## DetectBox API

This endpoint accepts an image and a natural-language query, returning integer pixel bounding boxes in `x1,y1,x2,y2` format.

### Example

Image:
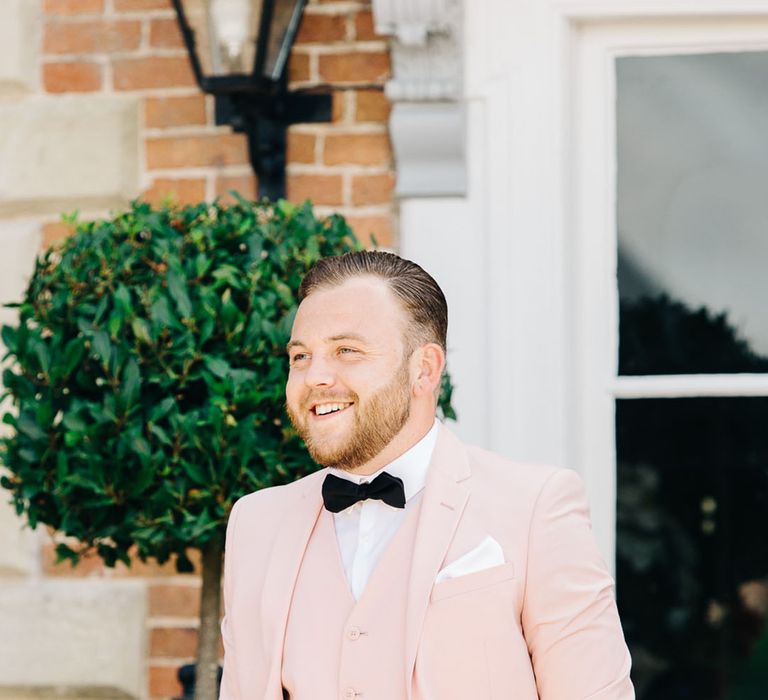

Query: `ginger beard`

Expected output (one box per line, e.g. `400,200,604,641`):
287,355,412,471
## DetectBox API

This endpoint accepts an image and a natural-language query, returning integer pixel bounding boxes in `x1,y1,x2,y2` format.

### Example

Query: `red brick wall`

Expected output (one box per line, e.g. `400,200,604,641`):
41,0,395,249
38,1,395,697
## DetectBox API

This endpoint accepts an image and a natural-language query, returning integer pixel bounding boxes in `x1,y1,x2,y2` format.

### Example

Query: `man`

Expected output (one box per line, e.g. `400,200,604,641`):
220,251,634,699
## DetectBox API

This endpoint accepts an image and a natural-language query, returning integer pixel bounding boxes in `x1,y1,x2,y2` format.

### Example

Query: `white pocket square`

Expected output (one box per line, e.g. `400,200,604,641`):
435,535,505,583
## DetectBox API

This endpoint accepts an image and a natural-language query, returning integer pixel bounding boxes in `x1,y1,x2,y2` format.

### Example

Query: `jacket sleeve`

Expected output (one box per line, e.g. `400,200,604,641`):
521,469,635,699
219,498,242,700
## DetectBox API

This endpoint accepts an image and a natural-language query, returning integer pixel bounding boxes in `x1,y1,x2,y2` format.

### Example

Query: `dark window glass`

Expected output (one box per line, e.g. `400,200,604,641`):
616,397,768,699
616,52,768,374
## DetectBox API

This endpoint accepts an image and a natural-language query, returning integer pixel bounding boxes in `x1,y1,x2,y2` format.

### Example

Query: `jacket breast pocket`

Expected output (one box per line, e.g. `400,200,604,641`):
430,561,516,602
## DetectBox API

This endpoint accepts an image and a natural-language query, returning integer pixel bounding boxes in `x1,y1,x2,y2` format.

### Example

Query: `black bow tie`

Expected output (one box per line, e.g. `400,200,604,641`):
322,472,406,513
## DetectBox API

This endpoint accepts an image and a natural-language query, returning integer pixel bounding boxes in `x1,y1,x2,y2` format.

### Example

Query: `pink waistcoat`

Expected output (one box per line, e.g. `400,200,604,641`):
282,500,422,700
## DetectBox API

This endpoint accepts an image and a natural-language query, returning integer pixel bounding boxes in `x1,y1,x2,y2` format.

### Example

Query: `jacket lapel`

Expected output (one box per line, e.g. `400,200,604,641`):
404,425,471,696
261,470,325,698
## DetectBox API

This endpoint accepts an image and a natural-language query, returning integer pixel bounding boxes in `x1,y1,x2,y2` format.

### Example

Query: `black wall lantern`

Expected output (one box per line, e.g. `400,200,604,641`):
172,0,332,200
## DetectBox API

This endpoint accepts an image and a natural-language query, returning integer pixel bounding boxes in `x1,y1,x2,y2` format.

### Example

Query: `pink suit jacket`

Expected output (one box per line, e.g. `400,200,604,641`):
220,425,634,699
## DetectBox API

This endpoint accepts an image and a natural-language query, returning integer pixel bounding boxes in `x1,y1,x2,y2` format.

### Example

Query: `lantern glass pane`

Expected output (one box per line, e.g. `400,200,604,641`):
181,0,263,76
262,0,304,80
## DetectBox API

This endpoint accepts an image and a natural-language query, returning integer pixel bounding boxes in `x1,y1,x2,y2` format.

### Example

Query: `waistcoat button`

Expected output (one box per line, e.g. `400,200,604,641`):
343,687,357,699
347,626,361,640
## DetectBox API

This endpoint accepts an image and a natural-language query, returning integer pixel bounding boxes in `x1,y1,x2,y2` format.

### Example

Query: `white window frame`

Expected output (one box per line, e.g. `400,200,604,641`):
571,11,768,566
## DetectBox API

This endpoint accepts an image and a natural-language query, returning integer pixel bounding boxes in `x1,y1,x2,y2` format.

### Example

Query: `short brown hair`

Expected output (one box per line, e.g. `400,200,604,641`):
298,251,448,352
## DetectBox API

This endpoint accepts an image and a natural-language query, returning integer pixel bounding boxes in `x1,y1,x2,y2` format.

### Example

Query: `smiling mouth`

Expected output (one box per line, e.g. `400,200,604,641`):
311,402,353,416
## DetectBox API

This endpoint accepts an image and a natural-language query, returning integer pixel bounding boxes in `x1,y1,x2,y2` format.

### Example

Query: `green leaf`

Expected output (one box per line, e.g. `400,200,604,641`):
176,551,195,573
114,284,132,314
149,396,176,423
229,368,257,388
199,318,215,344
195,254,211,278
62,412,87,432
62,339,85,376
18,448,38,463
126,463,154,497
246,233,264,260
149,296,178,328
220,299,243,333
212,265,242,287
93,295,110,325
273,278,294,307
66,473,102,492
204,356,230,378
1,325,17,354
107,312,123,338
131,318,152,345
121,358,141,406
55,543,79,566
131,434,151,460
181,459,209,485
243,311,263,345
34,341,51,375
97,543,120,568
92,331,111,363
16,413,46,441
56,451,68,481
64,431,82,447
149,424,172,445
167,270,193,319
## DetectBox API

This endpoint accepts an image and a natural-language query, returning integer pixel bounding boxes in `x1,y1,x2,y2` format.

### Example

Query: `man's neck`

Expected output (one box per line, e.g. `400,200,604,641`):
343,416,436,476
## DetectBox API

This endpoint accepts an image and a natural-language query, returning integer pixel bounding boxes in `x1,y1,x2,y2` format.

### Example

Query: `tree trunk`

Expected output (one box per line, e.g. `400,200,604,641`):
194,537,224,700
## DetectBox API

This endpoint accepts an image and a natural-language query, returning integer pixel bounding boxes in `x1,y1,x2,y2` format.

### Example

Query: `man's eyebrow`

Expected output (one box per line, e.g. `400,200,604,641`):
327,333,368,344
286,339,305,353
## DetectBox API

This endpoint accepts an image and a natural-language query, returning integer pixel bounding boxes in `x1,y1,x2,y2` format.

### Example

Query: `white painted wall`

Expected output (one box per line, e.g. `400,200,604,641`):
400,195,489,446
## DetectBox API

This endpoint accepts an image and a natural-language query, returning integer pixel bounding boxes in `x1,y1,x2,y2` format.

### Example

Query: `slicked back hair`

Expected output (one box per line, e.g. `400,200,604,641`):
298,251,448,353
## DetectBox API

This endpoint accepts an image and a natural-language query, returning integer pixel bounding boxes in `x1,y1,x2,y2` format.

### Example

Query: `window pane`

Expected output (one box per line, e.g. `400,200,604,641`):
616,397,768,698
617,53,768,375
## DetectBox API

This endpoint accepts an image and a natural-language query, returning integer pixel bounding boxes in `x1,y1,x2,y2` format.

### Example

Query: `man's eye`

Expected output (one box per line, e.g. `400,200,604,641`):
338,347,357,355
290,353,309,364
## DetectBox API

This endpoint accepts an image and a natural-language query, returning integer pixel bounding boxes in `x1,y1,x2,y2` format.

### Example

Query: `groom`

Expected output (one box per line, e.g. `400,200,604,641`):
219,251,634,699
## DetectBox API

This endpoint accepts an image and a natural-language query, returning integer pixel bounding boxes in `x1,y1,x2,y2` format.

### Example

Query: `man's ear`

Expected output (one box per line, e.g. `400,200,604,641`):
411,343,446,397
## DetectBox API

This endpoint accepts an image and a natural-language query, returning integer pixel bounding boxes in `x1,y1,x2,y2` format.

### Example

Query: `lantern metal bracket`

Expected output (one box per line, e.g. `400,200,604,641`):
171,0,332,201
214,87,331,201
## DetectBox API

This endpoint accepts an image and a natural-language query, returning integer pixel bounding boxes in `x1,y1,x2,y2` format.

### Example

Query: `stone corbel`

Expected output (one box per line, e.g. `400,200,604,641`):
372,0,466,197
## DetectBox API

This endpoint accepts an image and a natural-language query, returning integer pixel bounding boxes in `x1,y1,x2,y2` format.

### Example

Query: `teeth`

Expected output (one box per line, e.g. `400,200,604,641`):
315,402,350,415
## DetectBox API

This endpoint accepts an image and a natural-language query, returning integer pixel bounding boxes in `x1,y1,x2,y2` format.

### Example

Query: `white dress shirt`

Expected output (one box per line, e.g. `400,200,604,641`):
328,419,440,600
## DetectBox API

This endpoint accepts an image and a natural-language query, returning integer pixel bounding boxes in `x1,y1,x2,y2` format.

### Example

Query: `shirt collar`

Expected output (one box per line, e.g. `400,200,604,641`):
328,418,440,503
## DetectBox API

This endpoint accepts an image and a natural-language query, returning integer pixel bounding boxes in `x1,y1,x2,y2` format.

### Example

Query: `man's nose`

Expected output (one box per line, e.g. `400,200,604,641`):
304,356,335,387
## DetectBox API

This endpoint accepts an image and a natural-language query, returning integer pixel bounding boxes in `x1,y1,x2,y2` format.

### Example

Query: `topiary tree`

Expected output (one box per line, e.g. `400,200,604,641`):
0,197,456,700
